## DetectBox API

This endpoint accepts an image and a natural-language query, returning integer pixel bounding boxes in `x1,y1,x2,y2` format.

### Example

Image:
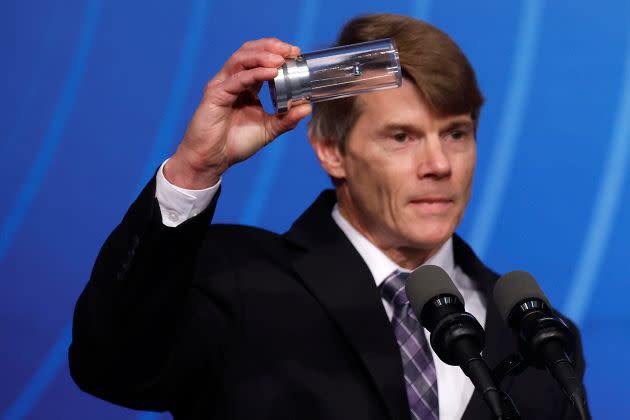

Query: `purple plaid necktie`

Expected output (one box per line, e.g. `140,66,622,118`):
381,270,439,420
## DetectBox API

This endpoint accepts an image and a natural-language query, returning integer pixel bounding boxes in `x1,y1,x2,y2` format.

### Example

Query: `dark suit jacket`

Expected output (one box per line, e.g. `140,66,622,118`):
70,179,588,419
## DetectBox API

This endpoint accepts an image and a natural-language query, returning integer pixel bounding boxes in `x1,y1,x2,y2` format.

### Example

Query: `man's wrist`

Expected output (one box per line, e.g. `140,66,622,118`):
163,153,222,190
156,159,220,227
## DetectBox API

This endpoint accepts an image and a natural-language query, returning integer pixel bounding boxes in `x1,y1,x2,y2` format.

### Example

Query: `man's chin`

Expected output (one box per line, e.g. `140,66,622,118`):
402,227,453,251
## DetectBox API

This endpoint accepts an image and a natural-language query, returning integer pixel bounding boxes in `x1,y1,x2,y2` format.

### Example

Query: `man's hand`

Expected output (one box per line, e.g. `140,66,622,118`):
164,38,312,189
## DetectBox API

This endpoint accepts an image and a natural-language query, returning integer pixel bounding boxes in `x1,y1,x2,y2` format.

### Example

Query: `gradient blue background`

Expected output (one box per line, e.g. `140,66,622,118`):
2,0,629,418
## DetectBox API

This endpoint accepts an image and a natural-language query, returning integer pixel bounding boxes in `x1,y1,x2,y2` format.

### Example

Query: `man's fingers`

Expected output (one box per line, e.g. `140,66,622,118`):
218,67,279,98
266,103,313,139
211,38,300,87
222,50,284,75
217,38,300,78
287,103,313,122
239,38,300,57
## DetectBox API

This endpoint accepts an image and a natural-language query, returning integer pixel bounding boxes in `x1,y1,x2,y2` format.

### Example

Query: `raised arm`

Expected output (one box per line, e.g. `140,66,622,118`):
69,37,311,413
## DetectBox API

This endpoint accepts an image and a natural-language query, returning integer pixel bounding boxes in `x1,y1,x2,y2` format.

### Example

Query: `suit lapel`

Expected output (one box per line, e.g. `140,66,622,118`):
285,191,411,420
453,235,519,420
284,192,520,420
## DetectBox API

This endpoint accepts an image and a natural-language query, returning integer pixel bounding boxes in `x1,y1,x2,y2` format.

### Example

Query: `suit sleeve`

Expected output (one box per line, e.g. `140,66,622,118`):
69,176,236,413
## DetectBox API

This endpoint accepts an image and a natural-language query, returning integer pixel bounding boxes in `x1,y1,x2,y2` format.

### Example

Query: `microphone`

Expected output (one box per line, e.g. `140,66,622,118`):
406,265,519,419
493,271,590,420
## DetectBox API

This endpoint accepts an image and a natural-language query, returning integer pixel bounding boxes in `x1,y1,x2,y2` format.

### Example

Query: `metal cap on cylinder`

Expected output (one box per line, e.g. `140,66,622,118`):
270,56,311,113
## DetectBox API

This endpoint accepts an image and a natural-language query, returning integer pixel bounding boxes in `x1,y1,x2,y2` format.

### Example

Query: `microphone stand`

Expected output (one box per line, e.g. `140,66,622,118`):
427,308,520,419
452,335,521,420
492,352,590,420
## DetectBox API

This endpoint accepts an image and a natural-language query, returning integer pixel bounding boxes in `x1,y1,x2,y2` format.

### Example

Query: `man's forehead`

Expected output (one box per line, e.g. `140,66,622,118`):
356,101,474,131
354,81,473,128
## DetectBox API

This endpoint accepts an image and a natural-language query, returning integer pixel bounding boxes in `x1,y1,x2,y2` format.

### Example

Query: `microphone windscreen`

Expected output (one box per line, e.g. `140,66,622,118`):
406,265,464,316
493,270,551,323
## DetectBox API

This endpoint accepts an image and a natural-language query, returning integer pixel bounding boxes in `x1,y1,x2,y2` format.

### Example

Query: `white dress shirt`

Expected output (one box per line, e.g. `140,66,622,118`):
331,206,487,420
155,159,487,420
155,159,220,227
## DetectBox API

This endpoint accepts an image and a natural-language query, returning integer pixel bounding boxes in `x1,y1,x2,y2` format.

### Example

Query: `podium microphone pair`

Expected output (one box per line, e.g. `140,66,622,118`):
406,265,590,420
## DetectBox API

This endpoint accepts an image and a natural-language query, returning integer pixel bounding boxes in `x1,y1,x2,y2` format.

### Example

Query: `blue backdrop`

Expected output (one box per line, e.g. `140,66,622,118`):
2,0,629,418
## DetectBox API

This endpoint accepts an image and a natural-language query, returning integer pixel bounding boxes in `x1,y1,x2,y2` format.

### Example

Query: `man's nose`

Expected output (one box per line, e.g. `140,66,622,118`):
417,137,451,178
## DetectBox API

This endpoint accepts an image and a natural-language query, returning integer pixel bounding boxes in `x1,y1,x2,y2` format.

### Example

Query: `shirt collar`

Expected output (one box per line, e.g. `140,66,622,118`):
331,204,455,288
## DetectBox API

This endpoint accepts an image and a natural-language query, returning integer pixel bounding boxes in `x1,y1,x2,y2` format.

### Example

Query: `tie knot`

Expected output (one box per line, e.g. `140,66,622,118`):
380,270,411,308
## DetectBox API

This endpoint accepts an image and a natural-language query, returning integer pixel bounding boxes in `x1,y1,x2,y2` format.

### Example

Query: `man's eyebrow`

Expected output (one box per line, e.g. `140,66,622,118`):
377,119,474,135
378,123,423,135
441,119,474,132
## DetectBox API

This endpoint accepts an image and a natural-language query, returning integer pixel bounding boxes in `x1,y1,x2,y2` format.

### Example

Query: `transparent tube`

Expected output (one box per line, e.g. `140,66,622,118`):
269,38,401,113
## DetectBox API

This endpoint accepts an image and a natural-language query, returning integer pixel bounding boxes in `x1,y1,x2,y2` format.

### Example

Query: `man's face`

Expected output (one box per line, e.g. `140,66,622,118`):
328,78,476,259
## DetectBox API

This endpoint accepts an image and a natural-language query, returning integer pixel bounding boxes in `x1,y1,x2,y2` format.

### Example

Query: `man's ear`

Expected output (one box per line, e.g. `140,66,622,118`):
308,131,347,179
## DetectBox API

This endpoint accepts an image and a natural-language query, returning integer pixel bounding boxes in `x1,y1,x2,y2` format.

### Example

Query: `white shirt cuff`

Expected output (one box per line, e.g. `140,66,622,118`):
155,159,221,227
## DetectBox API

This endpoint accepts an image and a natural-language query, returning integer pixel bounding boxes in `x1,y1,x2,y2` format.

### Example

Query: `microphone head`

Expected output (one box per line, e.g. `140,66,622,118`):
493,270,551,323
406,265,464,317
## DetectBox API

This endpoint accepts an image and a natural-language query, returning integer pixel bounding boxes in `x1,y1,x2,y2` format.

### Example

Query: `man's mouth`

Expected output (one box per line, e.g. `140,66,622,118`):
409,197,454,213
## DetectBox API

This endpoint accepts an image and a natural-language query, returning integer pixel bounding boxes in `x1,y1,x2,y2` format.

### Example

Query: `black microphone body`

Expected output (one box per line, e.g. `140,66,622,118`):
495,271,590,420
408,266,520,419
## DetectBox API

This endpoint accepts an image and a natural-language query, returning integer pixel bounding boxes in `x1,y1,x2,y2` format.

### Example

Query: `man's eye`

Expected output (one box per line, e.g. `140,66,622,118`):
392,132,408,142
449,130,467,140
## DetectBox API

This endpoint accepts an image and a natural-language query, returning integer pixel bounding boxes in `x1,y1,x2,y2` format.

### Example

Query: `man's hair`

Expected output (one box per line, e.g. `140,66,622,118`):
308,13,485,149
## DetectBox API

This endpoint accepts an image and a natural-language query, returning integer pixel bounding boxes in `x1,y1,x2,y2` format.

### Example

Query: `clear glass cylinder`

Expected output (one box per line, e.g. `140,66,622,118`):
269,38,401,113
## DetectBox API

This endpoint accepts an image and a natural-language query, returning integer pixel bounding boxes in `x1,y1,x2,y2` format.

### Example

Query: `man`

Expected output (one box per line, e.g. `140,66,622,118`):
70,14,587,419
